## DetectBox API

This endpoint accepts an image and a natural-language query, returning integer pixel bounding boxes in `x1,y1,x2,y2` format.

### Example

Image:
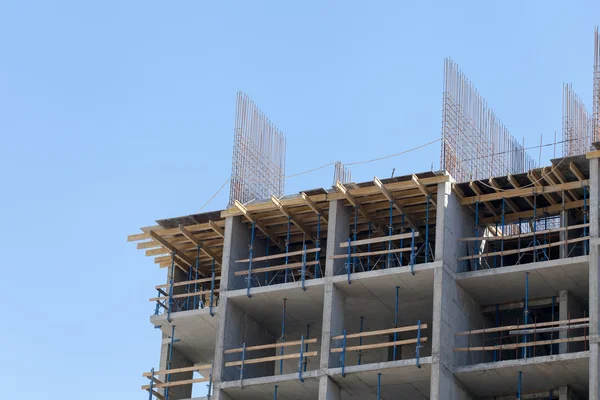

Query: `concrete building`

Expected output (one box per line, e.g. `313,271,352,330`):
131,150,600,400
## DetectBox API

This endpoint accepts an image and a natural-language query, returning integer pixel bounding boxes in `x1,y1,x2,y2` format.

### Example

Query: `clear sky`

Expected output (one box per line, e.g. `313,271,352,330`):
1,1,598,399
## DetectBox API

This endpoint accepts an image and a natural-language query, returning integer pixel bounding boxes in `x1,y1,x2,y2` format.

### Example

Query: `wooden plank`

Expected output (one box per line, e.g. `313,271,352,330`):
225,351,318,367
331,337,428,353
178,225,222,266
469,181,496,216
331,323,428,340
586,150,600,159
142,377,210,390
489,178,520,213
570,162,585,181
149,231,194,267
528,170,557,205
412,175,436,206
542,166,577,202
271,195,316,243
340,232,419,248
225,338,318,354
458,223,589,242
335,181,385,235
301,192,328,224
208,220,225,238
457,236,589,261
454,335,588,352
461,180,588,205
129,221,217,242
329,246,414,259
481,199,585,225
234,200,285,251
234,261,320,276
374,176,421,230
220,175,450,218
455,317,589,336
143,364,212,377
147,389,166,400
155,276,221,290
150,288,221,302
236,248,320,263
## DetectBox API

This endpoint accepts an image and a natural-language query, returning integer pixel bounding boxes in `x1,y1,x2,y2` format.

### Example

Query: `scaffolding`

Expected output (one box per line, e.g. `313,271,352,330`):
229,91,286,206
441,58,535,183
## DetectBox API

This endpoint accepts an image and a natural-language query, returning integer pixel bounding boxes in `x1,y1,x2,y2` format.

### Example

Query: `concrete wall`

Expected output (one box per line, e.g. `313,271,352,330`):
325,200,350,277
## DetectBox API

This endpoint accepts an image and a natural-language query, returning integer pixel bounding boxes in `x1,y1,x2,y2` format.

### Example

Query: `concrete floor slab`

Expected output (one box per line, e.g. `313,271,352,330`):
332,264,436,330
328,358,432,399
456,256,589,305
221,373,320,400
228,281,326,336
454,351,589,398
151,307,219,364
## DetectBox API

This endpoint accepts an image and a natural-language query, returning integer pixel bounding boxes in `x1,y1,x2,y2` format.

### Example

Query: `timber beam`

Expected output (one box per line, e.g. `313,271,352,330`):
178,225,222,266
234,200,286,251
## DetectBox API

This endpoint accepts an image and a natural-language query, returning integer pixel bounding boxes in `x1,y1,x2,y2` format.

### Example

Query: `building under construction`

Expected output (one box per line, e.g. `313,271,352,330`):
130,29,600,400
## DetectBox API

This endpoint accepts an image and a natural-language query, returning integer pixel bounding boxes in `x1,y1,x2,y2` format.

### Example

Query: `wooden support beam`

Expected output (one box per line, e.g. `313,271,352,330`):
412,174,436,206
550,166,578,200
234,200,285,251
335,181,385,235
455,317,589,336
373,176,421,230
148,231,194,268
570,162,585,181
488,178,520,213
208,220,225,238
586,150,600,159
301,192,328,224
234,260,320,276
461,180,587,205
468,181,497,216
481,199,584,224
143,364,212,378
236,248,320,263
528,170,557,205
507,174,535,209
271,196,316,244
178,225,222,266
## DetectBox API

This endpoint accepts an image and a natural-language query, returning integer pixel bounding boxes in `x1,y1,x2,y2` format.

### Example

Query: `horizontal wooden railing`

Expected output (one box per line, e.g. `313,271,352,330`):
330,322,427,374
142,363,212,399
224,336,318,382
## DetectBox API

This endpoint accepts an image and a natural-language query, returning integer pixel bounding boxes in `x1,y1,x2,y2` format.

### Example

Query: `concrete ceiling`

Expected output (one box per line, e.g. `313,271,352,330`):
330,358,432,400
229,280,326,337
221,375,320,400
151,307,219,364
455,351,589,398
456,256,589,306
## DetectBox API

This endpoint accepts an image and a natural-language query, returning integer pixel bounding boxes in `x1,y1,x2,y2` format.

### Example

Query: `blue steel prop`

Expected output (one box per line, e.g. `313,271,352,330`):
393,286,399,361
523,273,529,358
416,320,422,368
209,259,216,317
377,373,382,400
341,329,347,377
247,221,256,298
298,335,305,382
357,317,364,365
280,299,287,374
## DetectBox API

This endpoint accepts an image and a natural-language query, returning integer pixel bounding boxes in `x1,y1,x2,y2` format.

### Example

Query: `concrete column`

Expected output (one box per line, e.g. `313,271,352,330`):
158,333,193,399
324,200,350,277
212,216,271,389
318,376,342,400
430,181,477,400
559,290,584,354
320,283,346,368
589,157,600,400
559,385,583,400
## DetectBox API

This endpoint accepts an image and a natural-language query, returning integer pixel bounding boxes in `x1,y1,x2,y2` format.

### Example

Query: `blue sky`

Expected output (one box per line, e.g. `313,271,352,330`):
1,1,598,399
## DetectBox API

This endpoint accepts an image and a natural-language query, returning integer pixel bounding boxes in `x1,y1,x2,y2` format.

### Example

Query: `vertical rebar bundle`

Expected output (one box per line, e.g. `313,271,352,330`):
229,91,286,206
562,83,592,156
441,58,535,182
593,26,600,142
333,161,352,186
